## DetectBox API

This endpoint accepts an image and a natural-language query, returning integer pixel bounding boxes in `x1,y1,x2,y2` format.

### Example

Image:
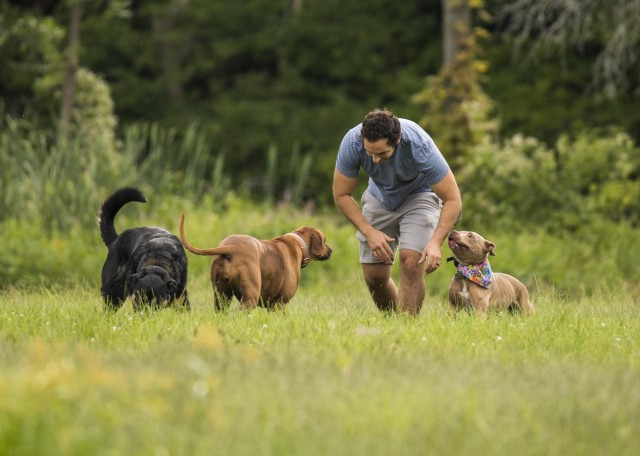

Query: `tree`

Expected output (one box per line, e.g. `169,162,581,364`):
497,0,640,98
413,0,495,166
443,0,471,65
58,0,81,142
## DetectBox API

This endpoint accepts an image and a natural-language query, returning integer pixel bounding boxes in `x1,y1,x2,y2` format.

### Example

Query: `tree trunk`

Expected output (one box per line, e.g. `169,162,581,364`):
152,0,191,110
442,0,471,65
291,0,303,13
58,0,82,143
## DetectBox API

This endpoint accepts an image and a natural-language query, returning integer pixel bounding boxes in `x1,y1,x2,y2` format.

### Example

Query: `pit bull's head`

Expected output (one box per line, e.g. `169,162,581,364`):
448,230,495,265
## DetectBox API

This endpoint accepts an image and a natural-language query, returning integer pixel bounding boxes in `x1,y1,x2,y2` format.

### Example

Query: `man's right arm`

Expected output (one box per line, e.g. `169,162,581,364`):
332,168,394,263
332,168,369,233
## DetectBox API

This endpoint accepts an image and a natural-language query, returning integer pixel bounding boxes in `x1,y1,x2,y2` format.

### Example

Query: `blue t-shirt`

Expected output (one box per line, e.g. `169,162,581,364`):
336,118,450,211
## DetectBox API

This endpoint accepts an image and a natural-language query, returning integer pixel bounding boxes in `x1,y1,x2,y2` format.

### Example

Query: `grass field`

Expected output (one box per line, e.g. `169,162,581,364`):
1,278,639,455
1,194,639,455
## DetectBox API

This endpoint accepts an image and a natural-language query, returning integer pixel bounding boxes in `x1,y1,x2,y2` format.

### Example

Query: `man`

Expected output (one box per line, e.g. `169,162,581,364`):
333,108,462,315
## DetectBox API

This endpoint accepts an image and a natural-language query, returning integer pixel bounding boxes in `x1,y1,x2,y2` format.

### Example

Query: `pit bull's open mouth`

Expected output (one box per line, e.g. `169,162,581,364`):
448,238,466,250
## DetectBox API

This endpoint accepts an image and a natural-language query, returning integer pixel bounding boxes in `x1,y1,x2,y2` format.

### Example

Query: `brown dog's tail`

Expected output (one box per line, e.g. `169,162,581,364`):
179,214,233,257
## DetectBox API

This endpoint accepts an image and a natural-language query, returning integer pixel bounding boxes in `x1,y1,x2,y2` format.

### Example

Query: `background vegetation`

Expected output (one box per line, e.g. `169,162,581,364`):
1,2,640,454
1,0,639,296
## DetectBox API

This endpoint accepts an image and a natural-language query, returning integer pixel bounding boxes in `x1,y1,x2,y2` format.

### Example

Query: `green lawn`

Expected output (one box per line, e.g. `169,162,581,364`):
1,281,638,455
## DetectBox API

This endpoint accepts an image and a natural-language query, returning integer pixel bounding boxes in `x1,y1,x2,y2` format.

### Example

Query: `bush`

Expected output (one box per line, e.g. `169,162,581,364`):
458,130,640,232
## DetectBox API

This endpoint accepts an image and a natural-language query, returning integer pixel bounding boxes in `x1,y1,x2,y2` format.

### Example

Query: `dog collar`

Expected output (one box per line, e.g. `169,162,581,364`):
285,232,310,268
454,258,493,289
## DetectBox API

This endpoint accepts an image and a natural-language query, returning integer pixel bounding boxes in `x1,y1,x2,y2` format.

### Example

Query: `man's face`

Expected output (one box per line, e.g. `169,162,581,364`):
363,137,400,164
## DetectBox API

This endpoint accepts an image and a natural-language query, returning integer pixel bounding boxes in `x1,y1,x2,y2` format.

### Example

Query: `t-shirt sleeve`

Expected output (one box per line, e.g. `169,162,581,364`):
335,127,362,178
417,136,450,186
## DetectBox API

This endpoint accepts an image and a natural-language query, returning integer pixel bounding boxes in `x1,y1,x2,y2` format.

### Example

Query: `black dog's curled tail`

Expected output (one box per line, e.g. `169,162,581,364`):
99,187,147,247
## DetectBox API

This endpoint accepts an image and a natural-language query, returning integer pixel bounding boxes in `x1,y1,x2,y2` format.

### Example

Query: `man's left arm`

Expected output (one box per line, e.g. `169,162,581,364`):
419,170,462,273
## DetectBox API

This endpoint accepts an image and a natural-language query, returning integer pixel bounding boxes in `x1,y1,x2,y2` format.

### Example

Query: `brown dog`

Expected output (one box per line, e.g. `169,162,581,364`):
447,230,533,316
179,214,332,310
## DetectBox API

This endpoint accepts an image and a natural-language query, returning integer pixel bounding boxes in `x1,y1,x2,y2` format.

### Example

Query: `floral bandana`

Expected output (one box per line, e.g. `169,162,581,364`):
456,259,493,289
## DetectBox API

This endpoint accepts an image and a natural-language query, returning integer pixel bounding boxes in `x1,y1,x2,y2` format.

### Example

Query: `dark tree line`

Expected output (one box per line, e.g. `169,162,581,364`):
1,0,639,206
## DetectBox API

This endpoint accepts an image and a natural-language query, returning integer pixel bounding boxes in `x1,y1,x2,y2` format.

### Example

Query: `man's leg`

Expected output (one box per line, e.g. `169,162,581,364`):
362,263,397,312
397,249,427,315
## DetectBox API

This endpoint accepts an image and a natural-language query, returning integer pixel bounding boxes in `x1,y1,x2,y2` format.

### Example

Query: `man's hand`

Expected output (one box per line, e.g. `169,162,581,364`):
419,239,442,274
365,229,395,265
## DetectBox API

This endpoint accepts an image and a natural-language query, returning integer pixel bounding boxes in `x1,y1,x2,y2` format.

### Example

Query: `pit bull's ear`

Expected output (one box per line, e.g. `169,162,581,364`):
487,242,496,256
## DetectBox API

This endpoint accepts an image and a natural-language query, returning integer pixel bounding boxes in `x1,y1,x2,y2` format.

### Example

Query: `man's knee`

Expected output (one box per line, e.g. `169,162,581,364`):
399,250,423,278
363,265,391,288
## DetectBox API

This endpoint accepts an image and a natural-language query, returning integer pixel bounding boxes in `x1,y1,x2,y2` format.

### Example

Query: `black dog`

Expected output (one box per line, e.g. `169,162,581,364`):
99,187,189,310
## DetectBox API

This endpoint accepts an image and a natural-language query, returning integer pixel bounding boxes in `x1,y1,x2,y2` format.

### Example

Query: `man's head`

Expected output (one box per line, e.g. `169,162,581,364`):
361,108,401,164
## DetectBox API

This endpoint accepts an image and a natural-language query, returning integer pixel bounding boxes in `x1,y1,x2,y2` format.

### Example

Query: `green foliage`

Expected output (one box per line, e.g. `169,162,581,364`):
0,8,64,119
484,37,640,145
0,114,234,232
0,219,102,290
413,2,497,165
36,67,119,153
1,182,639,298
74,0,442,203
0,112,120,232
458,130,640,232
413,55,497,166
2,113,639,296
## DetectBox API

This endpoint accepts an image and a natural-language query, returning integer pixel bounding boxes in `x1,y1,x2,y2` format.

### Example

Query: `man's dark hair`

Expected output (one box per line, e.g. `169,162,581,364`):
361,108,401,145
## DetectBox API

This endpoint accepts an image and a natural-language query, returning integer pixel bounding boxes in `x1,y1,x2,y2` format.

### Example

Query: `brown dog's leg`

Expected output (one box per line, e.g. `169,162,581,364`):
212,288,233,311
238,295,260,310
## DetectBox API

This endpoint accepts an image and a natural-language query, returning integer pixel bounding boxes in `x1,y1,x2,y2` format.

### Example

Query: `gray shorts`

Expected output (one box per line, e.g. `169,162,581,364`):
356,189,442,264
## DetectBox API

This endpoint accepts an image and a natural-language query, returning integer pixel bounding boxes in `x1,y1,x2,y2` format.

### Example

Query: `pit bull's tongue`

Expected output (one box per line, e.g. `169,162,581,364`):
448,239,458,250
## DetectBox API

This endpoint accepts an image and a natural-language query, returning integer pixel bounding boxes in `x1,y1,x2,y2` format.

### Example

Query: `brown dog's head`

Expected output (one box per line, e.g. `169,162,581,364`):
447,230,495,265
292,227,332,262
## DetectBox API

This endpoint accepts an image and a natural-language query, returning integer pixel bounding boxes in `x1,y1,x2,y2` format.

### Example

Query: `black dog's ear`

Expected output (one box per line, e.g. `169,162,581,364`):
167,278,177,294
126,273,141,289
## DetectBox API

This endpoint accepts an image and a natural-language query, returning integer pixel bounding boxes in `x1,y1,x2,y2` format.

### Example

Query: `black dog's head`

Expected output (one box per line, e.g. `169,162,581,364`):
126,265,177,310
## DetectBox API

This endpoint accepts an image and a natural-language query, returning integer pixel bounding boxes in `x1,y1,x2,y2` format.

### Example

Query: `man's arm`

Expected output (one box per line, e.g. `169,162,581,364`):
332,168,395,264
419,169,462,273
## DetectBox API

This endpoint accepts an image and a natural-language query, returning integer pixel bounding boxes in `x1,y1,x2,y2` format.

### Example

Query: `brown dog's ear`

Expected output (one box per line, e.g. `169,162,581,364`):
309,232,323,256
486,242,496,256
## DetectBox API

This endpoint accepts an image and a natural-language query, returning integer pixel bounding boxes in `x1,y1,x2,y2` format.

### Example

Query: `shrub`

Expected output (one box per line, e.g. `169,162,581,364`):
458,130,640,232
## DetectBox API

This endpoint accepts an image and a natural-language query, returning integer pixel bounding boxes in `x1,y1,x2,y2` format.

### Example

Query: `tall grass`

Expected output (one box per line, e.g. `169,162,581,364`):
1,114,320,233
0,116,233,231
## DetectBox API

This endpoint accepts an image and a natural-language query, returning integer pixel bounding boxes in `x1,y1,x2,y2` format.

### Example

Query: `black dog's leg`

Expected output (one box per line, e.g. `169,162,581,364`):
179,290,191,311
102,293,126,310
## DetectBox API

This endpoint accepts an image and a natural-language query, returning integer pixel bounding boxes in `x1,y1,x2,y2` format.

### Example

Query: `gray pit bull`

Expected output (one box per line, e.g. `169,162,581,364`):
447,230,533,316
